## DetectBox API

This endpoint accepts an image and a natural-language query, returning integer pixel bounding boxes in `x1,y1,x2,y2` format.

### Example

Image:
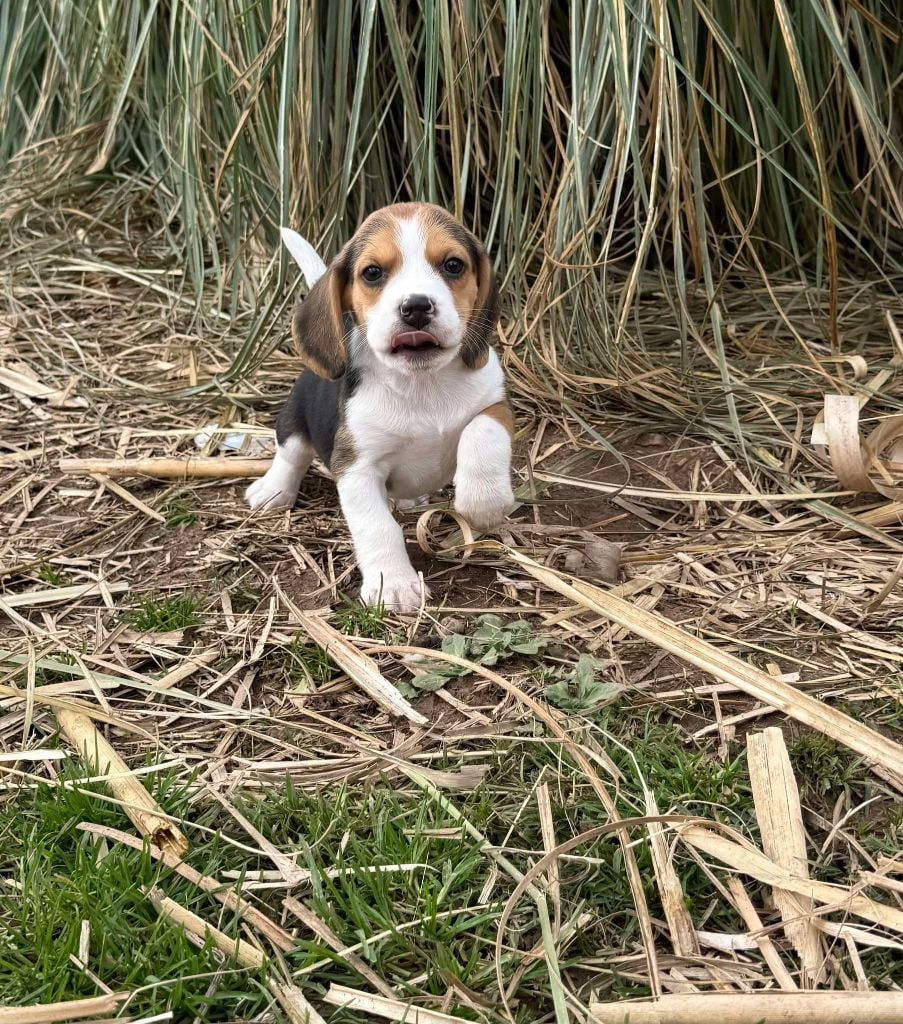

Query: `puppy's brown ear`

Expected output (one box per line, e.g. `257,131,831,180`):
461,242,500,370
292,254,350,380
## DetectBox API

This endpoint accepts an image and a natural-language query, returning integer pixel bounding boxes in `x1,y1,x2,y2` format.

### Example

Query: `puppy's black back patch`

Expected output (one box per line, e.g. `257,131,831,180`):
276,370,339,465
275,363,361,468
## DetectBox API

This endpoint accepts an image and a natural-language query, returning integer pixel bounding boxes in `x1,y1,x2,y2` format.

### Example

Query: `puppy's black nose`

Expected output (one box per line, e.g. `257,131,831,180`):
399,294,434,329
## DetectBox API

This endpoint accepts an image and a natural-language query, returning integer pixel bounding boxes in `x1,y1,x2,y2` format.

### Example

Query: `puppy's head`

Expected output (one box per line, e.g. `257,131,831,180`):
292,203,498,378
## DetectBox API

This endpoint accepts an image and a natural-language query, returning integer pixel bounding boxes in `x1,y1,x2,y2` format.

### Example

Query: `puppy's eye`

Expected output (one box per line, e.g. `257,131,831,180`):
442,257,465,277
361,265,384,284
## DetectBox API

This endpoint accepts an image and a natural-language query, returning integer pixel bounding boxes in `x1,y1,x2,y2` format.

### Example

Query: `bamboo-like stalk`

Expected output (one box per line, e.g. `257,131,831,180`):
747,728,824,985
56,708,188,856
59,456,271,480
588,992,903,1023
0,993,128,1024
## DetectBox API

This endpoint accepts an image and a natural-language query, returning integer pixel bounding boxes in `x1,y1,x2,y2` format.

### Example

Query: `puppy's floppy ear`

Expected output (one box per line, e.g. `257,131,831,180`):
461,240,500,370
291,252,350,380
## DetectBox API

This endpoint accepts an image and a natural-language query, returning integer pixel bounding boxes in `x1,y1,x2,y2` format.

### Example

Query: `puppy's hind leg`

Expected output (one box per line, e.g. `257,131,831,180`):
246,434,314,510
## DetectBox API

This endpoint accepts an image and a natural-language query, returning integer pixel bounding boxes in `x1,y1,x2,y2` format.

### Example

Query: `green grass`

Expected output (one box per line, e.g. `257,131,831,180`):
35,563,68,586
0,755,566,1019
283,635,338,689
788,731,868,800
128,594,200,632
3,694,902,1017
333,599,403,642
858,803,903,859
161,497,199,529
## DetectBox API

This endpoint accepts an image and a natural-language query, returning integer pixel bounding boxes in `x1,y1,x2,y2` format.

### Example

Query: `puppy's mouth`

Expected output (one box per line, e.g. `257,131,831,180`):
390,330,441,355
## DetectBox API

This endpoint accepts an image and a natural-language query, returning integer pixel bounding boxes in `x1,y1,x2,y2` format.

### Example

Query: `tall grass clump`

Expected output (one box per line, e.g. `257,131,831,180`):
1,2,901,435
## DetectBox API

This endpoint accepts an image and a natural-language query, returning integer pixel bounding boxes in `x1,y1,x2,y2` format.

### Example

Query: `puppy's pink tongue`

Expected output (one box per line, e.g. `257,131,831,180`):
391,331,437,351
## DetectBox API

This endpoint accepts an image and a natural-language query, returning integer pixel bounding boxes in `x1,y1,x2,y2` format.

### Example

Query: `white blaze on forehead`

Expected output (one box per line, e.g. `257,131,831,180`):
397,214,425,260
393,215,441,290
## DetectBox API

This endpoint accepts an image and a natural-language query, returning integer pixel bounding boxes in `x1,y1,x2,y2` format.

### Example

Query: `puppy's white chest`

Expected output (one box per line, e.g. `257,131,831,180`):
384,430,460,499
344,363,502,499
350,390,466,498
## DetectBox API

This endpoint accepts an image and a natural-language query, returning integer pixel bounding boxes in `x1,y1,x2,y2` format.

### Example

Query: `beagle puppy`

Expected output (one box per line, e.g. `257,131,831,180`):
247,203,515,613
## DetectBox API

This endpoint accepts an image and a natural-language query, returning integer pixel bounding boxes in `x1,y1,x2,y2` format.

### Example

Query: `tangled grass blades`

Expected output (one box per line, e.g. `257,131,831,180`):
2,1,903,1021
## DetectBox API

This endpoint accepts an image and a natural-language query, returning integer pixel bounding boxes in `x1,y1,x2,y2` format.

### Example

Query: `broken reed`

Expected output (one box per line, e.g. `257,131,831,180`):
1,1,901,406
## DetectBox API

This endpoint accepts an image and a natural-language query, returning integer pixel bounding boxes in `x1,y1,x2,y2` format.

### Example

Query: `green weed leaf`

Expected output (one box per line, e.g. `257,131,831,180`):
544,655,622,712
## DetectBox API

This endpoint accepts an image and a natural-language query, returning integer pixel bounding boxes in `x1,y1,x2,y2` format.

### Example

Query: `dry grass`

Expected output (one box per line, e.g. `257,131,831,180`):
3,2,903,1016
2,187,903,1019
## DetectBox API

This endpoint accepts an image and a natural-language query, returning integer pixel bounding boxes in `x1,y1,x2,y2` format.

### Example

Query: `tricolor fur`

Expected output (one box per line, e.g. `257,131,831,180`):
247,203,515,613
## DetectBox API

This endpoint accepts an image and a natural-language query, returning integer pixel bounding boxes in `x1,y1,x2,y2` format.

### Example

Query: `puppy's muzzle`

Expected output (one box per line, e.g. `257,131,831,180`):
399,293,435,329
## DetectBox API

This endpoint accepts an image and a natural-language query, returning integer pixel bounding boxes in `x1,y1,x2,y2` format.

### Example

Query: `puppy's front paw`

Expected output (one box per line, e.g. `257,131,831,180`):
360,568,429,614
454,479,515,533
245,474,298,511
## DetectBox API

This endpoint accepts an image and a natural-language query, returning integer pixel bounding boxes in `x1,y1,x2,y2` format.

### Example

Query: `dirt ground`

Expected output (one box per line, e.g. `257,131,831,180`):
3,377,901,766
3,294,903,1012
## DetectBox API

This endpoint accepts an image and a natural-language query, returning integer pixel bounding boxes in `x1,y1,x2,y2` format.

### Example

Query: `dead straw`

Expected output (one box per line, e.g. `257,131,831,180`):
587,991,903,1023
55,707,188,856
505,547,903,791
747,728,824,985
0,994,129,1024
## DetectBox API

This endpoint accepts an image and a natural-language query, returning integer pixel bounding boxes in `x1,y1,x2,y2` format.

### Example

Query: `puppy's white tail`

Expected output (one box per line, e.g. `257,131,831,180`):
279,227,328,287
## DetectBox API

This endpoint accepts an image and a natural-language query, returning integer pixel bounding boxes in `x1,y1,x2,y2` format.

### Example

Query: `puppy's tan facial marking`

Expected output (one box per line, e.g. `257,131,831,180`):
347,219,402,324
423,228,479,322
354,227,401,281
